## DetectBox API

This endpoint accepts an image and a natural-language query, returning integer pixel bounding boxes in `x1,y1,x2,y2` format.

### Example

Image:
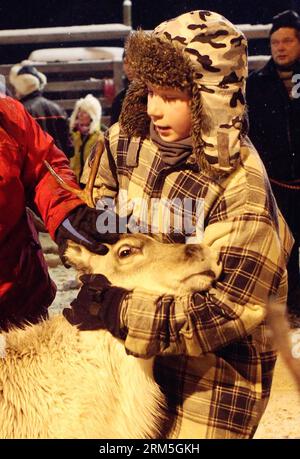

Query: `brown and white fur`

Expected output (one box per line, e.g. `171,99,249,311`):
0,234,221,439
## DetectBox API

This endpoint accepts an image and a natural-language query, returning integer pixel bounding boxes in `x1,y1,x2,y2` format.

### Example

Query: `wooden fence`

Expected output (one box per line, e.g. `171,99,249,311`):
0,24,131,125
0,22,271,125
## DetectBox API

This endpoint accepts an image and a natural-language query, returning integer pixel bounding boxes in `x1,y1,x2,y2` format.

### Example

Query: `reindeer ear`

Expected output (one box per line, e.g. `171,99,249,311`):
67,240,84,254
64,240,93,271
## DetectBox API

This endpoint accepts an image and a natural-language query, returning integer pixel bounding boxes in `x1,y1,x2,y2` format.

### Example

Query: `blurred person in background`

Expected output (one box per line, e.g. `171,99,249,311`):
246,10,300,316
69,94,104,185
9,62,71,157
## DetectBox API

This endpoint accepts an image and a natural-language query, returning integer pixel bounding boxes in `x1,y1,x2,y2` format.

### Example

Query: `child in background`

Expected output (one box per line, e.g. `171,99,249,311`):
69,94,103,184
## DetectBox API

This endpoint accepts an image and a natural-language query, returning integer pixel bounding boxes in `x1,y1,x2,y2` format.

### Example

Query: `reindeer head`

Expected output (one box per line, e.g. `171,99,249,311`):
65,234,222,295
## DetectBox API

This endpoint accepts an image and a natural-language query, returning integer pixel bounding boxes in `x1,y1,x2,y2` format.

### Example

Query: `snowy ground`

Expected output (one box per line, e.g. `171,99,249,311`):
40,233,300,440
39,233,79,317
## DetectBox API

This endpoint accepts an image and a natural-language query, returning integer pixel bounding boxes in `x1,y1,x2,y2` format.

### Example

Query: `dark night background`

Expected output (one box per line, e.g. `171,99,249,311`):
1,0,300,63
1,0,300,29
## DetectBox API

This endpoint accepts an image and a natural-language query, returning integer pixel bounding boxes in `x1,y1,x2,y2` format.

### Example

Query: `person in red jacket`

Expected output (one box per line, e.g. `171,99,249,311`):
0,95,119,331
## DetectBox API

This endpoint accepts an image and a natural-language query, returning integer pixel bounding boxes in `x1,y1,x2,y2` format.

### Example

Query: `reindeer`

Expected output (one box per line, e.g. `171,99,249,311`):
0,234,221,439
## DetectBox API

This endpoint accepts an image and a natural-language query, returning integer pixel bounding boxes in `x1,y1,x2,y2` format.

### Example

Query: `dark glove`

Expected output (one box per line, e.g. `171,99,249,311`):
55,204,128,266
63,274,130,333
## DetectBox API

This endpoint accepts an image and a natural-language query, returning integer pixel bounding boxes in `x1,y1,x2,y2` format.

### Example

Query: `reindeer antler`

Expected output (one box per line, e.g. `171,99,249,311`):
44,133,105,208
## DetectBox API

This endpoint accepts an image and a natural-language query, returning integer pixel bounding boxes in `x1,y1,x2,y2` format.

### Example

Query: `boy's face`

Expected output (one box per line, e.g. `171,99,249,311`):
146,84,192,142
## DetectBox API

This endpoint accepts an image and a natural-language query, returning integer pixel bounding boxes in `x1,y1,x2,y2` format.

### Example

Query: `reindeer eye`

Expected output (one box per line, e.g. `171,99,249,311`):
118,246,133,258
117,245,141,259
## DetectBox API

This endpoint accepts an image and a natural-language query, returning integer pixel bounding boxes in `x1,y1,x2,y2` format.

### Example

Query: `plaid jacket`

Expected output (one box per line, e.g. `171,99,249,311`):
82,123,292,439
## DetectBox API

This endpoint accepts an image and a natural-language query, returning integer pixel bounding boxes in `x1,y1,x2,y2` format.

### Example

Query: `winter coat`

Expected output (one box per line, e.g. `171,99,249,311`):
70,131,102,183
246,59,300,182
0,96,83,331
20,91,72,158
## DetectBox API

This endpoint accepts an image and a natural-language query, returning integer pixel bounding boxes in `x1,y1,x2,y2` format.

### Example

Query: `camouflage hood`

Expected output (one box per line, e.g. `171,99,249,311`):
120,10,248,176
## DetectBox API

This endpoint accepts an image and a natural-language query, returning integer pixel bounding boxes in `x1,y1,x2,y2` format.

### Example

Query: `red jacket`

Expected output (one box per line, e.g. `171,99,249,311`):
0,95,83,330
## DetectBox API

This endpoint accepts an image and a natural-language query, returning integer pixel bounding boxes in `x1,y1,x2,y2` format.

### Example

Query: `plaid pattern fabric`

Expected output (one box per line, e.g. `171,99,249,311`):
81,125,292,438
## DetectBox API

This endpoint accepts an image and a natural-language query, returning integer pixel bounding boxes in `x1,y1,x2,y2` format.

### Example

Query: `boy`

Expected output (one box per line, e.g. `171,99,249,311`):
64,11,292,438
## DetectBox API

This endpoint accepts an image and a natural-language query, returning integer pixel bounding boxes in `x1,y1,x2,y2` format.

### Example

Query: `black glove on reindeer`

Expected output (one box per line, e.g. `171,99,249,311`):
63,274,129,333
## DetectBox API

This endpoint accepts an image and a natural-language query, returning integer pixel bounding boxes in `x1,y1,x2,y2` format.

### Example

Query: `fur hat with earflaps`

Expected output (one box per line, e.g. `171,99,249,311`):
9,62,47,97
120,10,248,177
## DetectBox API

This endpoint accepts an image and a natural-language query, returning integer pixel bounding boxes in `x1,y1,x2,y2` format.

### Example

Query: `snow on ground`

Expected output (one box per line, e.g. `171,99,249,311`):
39,233,80,317
40,233,300,439
255,355,300,439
